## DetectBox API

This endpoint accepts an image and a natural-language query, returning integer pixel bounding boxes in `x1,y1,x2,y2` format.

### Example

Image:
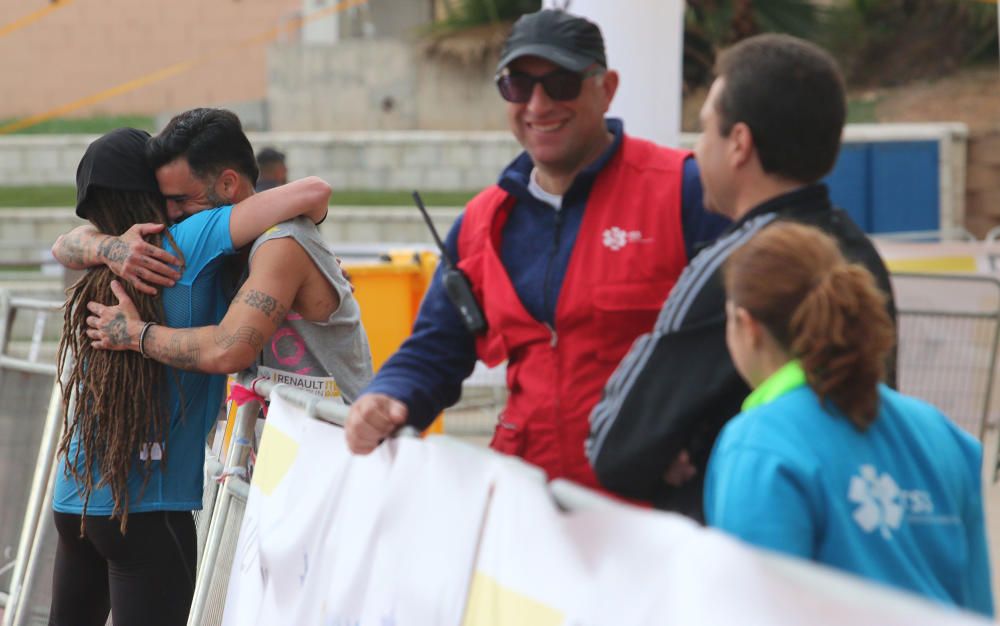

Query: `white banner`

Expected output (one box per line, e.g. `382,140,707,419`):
222,391,990,626
467,465,988,626
222,391,386,626
223,393,495,626
359,436,499,625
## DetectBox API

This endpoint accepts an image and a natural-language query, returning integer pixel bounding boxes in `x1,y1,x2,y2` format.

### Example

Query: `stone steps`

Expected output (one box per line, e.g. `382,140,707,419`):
0,205,464,266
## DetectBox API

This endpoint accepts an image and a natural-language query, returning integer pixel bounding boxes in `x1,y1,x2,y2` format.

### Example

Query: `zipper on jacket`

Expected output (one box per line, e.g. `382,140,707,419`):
542,208,563,326
545,322,558,348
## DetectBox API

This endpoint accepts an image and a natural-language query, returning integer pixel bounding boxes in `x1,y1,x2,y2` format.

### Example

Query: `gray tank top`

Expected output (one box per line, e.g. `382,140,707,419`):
249,217,373,403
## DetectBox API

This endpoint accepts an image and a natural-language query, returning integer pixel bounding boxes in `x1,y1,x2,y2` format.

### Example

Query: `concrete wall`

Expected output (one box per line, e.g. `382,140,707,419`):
966,131,1000,239
0,0,299,119
342,0,434,38
0,131,521,189
0,135,93,185
0,207,463,266
0,123,982,236
267,40,506,131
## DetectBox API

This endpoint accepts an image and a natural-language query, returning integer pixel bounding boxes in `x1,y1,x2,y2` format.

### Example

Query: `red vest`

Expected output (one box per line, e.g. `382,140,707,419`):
457,135,689,489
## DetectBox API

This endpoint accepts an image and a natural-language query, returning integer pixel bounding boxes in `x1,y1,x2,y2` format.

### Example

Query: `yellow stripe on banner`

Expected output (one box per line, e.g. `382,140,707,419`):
0,0,74,39
0,0,369,134
252,421,299,496
885,256,978,273
462,571,565,626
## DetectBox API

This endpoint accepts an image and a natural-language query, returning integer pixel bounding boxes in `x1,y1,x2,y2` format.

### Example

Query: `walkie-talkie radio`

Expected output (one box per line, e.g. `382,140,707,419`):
412,191,488,335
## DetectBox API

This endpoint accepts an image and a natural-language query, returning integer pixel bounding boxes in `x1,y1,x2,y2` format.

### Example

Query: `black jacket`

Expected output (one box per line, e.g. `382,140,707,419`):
586,184,897,520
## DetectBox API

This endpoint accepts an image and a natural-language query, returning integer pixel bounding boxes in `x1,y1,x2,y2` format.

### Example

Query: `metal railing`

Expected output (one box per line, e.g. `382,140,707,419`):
892,272,1000,442
9,267,1000,623
187,373,351,626
0,292,64,626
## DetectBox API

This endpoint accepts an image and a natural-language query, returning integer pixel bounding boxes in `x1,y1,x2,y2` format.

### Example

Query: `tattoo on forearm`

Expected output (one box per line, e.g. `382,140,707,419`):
97,238,128,264
103,313,131,347
238,288,288,324
214,326,264,352
148,329,201,370
59,233,86,267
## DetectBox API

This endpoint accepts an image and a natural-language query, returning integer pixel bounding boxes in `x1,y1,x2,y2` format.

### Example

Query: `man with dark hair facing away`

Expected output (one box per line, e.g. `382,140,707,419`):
587,34,897,520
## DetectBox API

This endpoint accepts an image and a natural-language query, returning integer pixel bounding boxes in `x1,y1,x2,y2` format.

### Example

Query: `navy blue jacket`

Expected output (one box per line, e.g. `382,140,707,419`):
364,119,729,428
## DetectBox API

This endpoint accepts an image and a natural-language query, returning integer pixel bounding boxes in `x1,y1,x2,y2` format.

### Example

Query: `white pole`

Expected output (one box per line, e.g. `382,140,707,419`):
544,0,685,147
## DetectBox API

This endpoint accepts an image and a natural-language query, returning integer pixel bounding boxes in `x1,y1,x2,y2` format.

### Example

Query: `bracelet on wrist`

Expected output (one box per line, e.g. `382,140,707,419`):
138,321,157,359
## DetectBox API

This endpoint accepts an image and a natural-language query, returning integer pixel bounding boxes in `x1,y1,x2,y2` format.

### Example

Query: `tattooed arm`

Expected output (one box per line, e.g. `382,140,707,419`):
85,238,307,373
52,224,182,296
228,176,331,249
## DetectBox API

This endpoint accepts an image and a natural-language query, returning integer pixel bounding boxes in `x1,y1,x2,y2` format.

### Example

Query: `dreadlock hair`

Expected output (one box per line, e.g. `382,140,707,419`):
723,222,895,430
56,187,183,533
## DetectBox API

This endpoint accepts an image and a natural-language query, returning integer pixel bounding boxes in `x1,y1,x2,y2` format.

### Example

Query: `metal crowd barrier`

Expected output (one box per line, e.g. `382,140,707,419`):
9,268,1000,624
891,272,1000,442
196,456,225,564
187,373,351,626
0,291,64,626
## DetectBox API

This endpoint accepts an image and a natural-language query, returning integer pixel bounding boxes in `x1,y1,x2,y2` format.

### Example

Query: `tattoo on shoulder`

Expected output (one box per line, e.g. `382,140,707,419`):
97,238,128,264
239,289,288,324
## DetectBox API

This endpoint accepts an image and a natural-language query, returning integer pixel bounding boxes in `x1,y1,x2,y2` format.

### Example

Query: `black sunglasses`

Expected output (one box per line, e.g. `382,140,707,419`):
495,66,605,103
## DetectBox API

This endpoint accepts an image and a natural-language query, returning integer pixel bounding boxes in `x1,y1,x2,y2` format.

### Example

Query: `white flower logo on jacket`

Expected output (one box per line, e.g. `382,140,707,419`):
602,227,628,251
602,227,647,251
848,464,904,539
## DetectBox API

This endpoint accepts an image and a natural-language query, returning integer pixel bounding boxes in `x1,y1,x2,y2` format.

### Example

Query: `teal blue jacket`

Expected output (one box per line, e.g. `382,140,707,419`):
706,364,993,617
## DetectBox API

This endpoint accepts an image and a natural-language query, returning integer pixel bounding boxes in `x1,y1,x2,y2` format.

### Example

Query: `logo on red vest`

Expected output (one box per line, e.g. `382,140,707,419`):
602,226,649,251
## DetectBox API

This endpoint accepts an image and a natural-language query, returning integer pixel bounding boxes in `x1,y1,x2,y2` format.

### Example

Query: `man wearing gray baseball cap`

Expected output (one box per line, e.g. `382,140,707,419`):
347,9,727,496
495,7,607,73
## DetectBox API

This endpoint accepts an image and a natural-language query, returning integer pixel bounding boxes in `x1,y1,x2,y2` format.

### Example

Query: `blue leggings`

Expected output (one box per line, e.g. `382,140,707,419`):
49,510,196,626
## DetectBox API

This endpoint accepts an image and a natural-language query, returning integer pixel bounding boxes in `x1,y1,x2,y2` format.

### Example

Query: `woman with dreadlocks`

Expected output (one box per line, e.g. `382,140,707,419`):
49,127,331,626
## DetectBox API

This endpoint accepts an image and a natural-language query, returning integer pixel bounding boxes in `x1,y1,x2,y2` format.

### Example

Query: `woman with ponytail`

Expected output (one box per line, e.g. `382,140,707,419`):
705,222,992,616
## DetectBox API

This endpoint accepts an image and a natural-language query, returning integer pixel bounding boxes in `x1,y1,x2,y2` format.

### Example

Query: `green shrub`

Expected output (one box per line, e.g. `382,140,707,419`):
437,0,541,28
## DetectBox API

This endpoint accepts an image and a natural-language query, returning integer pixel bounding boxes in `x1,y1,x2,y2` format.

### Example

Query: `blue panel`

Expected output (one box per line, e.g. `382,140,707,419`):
824,144,871,231
869,141,939,234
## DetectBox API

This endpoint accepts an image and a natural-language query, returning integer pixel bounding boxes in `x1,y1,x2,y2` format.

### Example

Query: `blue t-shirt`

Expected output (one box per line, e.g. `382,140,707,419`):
705,382,993,617
54,205,236,515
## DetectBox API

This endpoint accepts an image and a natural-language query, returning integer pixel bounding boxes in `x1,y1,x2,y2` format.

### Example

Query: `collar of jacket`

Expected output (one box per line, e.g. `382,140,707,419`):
728,183,832,233
498,117,626,206
742,359,807,411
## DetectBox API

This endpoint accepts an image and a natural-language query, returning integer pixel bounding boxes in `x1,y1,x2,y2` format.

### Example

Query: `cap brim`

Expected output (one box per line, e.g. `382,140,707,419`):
496,43,593,74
